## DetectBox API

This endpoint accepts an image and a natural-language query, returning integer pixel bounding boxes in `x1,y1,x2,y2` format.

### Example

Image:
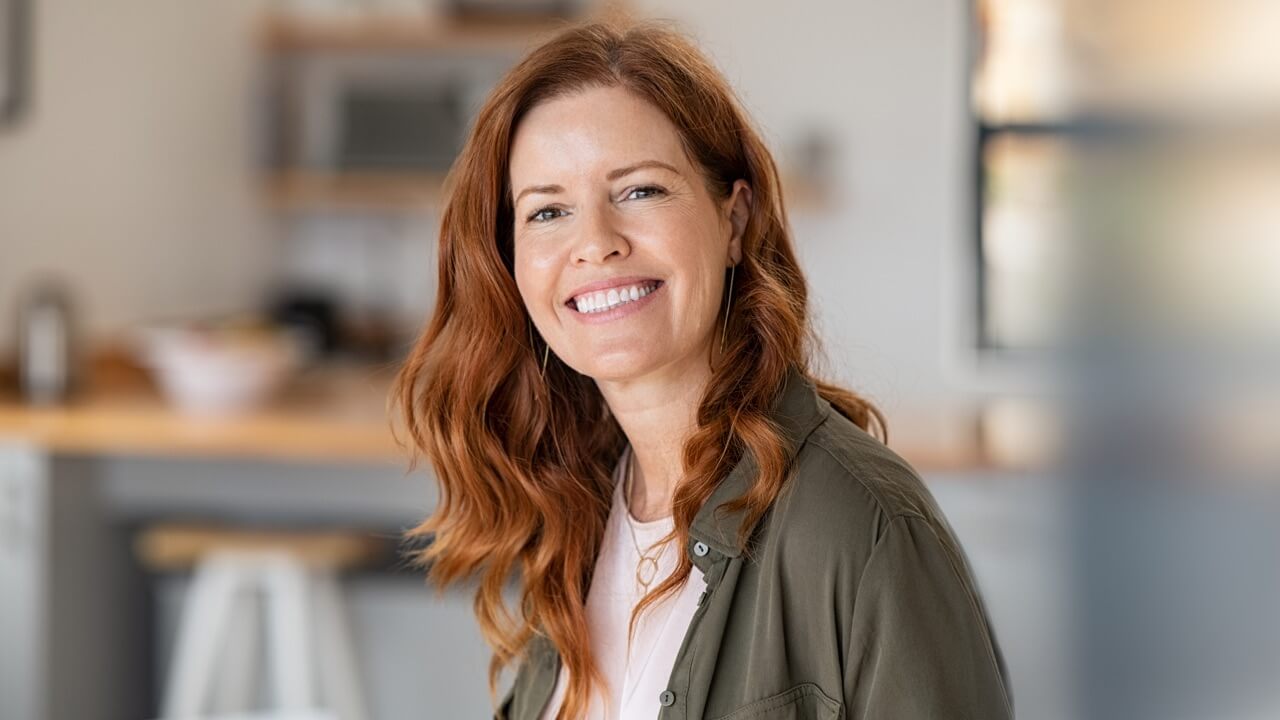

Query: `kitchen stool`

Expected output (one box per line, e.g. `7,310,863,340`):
135,524,387,720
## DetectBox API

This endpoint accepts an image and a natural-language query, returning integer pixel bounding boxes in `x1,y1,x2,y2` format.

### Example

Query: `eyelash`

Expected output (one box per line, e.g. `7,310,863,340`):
526,185,667,224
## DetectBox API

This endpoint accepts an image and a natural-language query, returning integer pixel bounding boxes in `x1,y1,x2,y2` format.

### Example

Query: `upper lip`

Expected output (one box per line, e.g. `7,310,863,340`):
564,276,662,305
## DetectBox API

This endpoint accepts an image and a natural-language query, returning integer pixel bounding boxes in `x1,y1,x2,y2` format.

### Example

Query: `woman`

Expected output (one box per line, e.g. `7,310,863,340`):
392,17,1013,720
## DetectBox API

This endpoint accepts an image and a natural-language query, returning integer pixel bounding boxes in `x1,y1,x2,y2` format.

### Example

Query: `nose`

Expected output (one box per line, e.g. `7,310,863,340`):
571,203,629,265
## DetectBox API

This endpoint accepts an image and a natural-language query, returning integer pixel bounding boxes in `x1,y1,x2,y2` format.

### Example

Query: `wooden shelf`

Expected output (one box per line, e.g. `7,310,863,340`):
259,13,578,53
265,170,448,212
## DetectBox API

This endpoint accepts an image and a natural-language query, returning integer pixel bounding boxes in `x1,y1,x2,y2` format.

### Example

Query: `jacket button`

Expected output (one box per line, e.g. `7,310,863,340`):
659,689,676,706
692,541,709,557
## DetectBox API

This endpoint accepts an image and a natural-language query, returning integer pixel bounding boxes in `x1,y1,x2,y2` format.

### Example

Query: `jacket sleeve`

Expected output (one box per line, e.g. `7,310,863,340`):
842,513,1014,719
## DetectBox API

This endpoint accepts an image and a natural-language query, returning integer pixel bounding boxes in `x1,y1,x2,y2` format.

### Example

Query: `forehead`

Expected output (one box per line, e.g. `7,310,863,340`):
508,85,691,186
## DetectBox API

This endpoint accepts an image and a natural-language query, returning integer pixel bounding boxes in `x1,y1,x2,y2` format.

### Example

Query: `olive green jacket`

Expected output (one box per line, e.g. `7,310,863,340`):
497,366,1013,719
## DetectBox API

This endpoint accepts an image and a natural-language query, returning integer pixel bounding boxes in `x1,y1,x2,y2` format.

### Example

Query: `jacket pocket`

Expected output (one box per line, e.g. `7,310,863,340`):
710,682,842,720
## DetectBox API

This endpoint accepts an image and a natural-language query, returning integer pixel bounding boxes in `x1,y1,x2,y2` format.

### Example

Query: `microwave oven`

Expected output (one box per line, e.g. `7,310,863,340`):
265,53,509,174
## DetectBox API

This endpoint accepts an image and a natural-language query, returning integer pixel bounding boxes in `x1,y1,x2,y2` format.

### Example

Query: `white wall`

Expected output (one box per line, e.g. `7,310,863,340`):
0,0,277,351
634,0,997,450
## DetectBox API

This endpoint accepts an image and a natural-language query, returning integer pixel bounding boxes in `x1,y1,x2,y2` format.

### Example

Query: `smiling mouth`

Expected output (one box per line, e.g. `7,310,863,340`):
566,280,664,314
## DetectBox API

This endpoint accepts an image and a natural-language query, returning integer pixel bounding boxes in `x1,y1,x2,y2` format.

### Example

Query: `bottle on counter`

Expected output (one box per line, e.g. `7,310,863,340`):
15,275,80,405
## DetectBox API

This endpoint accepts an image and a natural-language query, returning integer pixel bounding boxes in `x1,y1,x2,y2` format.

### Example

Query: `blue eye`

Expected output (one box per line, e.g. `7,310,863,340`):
525,186,664,224
626,185,666,200
528,207,565,223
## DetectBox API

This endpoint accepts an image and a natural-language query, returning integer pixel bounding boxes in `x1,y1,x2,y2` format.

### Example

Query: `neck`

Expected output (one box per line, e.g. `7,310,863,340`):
596,353,712,523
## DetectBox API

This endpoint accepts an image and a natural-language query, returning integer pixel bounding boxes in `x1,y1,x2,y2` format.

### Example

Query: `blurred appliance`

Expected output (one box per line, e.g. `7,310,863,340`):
337,83,464,172
272,53,501,174
447,0,575,21
14,276,78,405
269,287,341,360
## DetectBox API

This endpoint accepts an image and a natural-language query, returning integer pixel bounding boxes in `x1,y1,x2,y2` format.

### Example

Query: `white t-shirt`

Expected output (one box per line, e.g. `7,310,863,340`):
537,446,706,720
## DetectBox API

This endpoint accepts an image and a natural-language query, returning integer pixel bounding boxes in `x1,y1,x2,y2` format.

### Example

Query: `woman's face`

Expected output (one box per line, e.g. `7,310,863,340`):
509,84,750,383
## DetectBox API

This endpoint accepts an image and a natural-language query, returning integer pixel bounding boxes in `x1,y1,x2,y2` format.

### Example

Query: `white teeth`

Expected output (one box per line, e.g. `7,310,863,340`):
572,281,659,314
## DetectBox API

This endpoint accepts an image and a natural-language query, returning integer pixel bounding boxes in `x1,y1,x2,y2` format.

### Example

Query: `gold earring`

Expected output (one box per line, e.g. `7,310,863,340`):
720,263,736,354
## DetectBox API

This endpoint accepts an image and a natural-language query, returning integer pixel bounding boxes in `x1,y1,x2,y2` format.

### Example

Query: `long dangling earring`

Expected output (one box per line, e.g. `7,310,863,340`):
528,321,551,378
721,263,742,353
720,263,736,354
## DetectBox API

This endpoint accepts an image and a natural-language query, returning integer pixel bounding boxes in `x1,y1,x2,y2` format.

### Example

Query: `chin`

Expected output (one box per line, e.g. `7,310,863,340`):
568,353,661,384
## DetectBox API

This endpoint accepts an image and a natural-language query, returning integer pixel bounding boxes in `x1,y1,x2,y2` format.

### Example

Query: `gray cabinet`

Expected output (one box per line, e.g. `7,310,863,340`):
0,446,151,720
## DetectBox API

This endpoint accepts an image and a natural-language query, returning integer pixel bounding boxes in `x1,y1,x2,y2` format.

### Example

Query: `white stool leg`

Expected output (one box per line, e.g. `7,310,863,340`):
161,552,247,719
262,552,316,712
213,579,261,714
313,570,369,720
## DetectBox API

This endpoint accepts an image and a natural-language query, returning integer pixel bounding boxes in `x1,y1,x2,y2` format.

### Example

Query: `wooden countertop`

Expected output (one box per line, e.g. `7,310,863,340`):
0,351,1049,472
0,358,408,464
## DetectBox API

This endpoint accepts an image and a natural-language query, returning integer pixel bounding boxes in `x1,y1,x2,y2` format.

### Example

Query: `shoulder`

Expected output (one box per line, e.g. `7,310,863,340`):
785,404,947,526
763,405,961,573
806,408,938,518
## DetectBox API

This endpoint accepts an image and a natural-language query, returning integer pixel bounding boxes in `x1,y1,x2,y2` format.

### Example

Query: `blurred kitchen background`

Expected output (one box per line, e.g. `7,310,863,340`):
1,0,1277,718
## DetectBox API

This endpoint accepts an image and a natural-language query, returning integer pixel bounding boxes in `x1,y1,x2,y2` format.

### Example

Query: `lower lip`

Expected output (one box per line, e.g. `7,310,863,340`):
567,282,664,324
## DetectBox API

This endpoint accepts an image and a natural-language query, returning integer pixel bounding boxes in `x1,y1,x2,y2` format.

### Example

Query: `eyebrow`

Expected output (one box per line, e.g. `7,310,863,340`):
513,160,681,205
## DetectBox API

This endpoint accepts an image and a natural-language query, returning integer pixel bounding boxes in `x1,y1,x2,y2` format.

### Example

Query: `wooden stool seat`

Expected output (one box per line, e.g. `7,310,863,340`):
135,523,383,720
135,523,388,572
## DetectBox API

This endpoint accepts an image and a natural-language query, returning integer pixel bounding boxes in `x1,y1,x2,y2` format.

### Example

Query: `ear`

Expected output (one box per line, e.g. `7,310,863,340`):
723,179,752,266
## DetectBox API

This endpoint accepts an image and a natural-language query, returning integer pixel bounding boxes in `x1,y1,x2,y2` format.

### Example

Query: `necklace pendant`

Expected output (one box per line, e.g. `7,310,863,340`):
635,555,659,591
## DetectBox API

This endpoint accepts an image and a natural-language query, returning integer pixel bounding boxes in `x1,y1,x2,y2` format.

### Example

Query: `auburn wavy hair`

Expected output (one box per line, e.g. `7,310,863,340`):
391,16,887,719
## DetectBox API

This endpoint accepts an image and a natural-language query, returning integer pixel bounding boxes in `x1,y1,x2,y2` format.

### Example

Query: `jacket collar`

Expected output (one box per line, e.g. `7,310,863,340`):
686,364,831,573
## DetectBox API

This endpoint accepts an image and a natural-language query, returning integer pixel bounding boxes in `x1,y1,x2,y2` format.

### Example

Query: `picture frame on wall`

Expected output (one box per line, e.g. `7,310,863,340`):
1,0,28,125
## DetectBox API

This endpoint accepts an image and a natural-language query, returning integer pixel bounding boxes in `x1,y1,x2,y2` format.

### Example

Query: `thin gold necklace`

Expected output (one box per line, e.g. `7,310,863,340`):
622,447,666,595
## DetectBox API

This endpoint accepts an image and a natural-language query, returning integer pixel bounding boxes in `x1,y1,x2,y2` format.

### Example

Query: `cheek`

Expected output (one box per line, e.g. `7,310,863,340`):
657,217,723,288
513,242,561,312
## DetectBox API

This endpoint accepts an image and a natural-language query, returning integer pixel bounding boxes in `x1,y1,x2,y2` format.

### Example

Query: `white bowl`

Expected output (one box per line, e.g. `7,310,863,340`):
135,325,300,417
